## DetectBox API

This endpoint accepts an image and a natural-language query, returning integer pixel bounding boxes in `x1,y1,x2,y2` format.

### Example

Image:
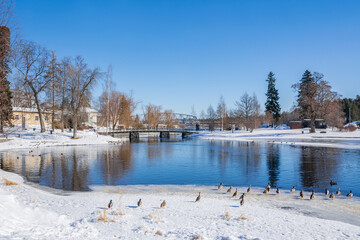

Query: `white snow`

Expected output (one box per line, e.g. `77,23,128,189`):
196,128,360,149
0,128,125,152
0,169,360,239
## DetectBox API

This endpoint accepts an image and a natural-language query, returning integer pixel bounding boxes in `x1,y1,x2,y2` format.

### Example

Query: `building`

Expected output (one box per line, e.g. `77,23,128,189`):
12,107,51,129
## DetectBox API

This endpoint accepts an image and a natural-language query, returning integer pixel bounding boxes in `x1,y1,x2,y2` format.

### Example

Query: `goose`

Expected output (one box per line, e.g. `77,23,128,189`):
336,188,341,196
325,188,329,196
195,192,201,202
310,191,315,200
346,190,353,198
329,193,335,200
300,190,304,199
263,188,269,194
291,186,295,193
239,193,245,200
227,186,232,193
137,199,142,207
218,183,223,190
108,200,113,209
240,198,245,206
247,184,251,193
232,188,238,198
266,183,271,191
276,188,280,194
160,200,166,208
330,180,337,186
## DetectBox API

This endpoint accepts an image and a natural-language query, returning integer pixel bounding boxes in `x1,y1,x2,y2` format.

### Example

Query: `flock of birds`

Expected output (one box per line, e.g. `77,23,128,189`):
106,180,354,210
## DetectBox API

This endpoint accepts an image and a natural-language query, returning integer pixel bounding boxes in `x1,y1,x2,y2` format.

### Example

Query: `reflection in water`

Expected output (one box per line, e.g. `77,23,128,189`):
266,144,280,187
0,139,359,195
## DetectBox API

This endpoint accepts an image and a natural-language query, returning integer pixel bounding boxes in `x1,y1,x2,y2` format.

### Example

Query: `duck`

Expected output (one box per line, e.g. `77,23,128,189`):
227,186,232,193
239,193,245,200
291,186,295,193
330,180,337,186
266,183,271,191
137,199,142,207
329,193,335,200
300,190,304,199
310,191,315,200
247,184,251,193
232,188,238,198
218,183,223,190
108,200,113,209
346,190,353,198
240,198,245,206
336,188,341,195
276,188,280,194
325,188,329,196
195,192,201,202
263,188,269,194
160,200,166,208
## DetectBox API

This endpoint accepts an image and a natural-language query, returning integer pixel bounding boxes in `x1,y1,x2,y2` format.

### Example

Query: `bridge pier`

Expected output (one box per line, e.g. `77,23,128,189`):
129,131,139,142
159,131,170,139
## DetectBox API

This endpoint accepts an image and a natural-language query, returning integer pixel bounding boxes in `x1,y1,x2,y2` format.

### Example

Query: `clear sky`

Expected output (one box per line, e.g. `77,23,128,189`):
13,0,360,115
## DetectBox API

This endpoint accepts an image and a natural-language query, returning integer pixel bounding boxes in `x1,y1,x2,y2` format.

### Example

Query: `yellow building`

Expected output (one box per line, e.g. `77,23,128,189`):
12,107,52,129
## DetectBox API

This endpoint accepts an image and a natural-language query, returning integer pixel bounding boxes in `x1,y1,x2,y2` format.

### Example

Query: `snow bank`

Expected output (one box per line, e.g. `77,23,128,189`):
197,128,360,149
1,169,360,239
0,128,125,152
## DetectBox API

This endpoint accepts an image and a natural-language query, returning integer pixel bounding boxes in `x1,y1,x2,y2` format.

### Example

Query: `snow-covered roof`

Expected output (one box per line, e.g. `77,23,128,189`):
12,107,51,114
84,107,98,113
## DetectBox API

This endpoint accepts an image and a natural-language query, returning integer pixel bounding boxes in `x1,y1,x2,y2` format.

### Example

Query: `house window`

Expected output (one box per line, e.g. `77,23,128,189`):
35,116,39,121
45,116,49,121
15,115,19,120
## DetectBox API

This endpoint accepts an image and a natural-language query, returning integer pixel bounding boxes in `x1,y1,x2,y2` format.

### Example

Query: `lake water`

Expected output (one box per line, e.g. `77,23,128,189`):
1,138,359,196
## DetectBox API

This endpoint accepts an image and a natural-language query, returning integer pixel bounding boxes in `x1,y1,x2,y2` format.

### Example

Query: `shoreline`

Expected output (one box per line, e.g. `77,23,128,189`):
1,169,360,239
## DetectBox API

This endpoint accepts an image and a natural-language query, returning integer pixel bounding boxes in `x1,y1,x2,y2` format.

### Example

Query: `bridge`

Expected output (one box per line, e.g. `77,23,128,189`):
98,129,198,142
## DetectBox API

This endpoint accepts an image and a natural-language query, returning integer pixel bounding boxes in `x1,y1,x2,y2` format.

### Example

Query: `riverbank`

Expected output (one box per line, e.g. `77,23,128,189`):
1,169,359,239
0,128,124,152
197,128,360,149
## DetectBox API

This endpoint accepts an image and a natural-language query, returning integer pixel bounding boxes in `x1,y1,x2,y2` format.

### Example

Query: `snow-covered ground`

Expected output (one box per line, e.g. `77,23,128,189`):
1,170,360,239
197,128,360,149
0,128,124,152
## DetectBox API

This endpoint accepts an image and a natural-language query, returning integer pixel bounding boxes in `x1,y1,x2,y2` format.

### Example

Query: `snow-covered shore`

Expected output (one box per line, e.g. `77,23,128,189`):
197,128,360,149
0,128,124,152
1,169,360,239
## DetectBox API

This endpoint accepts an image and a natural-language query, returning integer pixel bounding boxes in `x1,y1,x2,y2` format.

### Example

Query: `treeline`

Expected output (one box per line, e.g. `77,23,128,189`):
199,71,350,133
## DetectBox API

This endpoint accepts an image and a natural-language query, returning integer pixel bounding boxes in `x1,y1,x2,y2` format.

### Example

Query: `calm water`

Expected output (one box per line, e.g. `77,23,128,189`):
1,138,359,195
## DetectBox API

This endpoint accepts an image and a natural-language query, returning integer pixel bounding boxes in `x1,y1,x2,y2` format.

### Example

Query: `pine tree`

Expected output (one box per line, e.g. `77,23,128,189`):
0,26,12,132
265,72,281,123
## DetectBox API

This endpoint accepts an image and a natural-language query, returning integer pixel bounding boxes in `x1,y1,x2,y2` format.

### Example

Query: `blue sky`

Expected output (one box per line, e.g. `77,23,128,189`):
14,0,360,115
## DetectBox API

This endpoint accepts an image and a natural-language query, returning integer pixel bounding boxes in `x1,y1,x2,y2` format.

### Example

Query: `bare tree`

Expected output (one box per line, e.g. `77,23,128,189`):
217,95,229,131
58,57,71,132
144,104,162,129
235,92,260,131
207,105,216,131
12,40,50,132
163,109,177,129
67,56,100,138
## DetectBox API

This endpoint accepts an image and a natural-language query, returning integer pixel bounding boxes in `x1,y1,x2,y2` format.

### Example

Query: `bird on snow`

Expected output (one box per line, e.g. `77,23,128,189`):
227,186,232,193
310,191,315,200
330,180,337,186
247,184,251,193
240,197,245,206
137,199,142,207
347,190,353,198
276,188,280,194
195,192,201,202
160,200,166,208
291,186,295,193
263,188,269,194
108,200,113,209
325,188,329,196
232,188,238,198
336,188,341,196
329,193,335,200
266,183,271,192
239,193,245,200
300,190,304,199
218,183,223,190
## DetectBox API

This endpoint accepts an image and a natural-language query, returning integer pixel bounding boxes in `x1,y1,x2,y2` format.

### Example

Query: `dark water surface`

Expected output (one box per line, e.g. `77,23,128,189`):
1,138,359,195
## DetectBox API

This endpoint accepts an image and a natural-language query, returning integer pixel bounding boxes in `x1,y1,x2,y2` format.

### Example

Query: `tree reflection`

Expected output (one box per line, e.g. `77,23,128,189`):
266,144,280,186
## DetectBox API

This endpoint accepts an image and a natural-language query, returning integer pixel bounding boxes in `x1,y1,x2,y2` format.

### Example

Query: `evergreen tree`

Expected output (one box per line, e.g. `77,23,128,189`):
0,26,12,132
265,72,281,123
